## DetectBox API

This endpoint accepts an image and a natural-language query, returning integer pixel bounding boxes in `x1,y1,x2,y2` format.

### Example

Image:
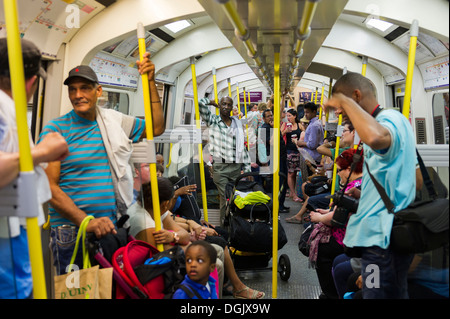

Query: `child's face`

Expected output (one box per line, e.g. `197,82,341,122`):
185,245,216,285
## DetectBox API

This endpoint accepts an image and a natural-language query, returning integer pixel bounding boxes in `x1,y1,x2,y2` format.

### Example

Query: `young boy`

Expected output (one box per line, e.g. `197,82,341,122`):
172,241,218,299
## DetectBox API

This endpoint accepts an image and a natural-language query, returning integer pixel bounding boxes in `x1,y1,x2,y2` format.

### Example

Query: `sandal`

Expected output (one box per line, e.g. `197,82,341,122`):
285,216,303,224
233,286,265,299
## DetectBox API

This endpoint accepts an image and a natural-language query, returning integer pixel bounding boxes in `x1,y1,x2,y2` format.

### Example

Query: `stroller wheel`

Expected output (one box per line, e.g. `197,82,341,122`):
278,254,291,281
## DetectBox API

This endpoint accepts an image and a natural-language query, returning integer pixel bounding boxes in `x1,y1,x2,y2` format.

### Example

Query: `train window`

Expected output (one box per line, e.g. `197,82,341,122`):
182,98,194,125
432,92,449,144
97,90,130,115
396,95,404,113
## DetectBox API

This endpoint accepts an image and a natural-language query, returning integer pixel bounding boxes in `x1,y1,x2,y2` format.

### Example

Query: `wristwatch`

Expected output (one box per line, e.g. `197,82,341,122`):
171,231,180,244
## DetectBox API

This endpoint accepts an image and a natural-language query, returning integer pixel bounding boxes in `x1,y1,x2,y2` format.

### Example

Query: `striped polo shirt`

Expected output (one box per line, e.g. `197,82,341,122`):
38,109,145,227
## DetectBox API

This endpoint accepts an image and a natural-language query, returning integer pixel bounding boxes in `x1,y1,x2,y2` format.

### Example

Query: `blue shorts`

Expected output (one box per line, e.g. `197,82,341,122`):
0,226,32,299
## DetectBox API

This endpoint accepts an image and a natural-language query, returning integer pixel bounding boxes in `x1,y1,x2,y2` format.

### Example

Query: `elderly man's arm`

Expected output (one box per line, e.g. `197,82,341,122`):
137,52,165,137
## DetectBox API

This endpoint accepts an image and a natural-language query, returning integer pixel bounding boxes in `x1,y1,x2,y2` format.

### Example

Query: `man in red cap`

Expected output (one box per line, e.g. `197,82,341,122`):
39,52,164,275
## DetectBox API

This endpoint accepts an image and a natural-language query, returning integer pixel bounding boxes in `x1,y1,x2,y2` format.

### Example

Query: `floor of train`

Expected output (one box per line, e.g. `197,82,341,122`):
223,196,321,299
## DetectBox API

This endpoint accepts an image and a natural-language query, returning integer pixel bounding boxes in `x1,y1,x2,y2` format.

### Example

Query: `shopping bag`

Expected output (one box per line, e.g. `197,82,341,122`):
53,216,113,299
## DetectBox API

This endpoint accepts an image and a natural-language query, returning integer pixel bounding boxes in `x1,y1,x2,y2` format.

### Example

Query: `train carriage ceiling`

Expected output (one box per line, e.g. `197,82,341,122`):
197,0,349,92
1,0,447,95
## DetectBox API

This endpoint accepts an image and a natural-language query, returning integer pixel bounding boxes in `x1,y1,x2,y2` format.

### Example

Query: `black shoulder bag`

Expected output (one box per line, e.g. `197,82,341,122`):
365,150,449,254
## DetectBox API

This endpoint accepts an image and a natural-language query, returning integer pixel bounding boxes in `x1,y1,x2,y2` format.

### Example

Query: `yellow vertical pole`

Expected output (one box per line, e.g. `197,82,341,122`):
236,83,241,118
243,87,249,149
190,57,209,222
212,67,219,115
403,20,418,120
4,0,47,299
330,68,346,204
227,78,232,97
314,87,318,105
319,82,325,120
137,23,163,252
243,87,247,113
361,56,368,77
330,114,343,204
272,45,281,299
323,78,333,140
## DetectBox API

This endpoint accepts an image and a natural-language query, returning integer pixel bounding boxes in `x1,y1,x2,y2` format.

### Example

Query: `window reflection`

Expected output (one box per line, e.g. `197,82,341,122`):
97,90,130,115
432,92,449,144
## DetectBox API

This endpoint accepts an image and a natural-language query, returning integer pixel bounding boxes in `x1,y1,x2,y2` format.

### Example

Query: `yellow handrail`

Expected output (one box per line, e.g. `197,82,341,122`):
219,1,265,82
319,82,325,120
236,83,240,116
330,114,343,204
137,23,163,252
165,143,172,168
212,67,219,115
361,56,368,76
4,0,47,299
403,20,418,120
190,58,209,222
290,0,320,86
243,87,249,149
272,47,281,299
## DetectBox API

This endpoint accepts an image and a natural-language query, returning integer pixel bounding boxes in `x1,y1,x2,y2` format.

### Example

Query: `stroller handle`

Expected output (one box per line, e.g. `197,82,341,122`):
234,171,287,186
234,171,287,203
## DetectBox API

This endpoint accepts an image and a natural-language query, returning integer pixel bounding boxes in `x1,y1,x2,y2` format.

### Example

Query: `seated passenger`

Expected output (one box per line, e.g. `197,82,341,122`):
286,122,355,224
307,148,363,299
172,241,218,299
129,179,191,250
128,172,265,299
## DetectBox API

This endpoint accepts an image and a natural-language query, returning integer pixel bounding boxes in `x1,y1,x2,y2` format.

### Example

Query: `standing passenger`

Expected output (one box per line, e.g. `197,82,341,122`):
39,52,164,275
295,102,324,166
325,72,417,299
0,38,68,298
198,96,251,226
285,109,302,202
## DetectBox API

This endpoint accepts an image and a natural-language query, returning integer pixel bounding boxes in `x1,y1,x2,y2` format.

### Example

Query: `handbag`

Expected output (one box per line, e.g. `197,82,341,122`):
229,203,287,253
54,216,113,299
365,150,449,254
298,223,313,257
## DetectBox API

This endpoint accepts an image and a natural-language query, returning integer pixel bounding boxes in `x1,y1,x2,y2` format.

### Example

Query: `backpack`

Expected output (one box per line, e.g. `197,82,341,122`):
133,245,186,299
304,179,330,197
298,223,313,257
173,175,202,222
112,240,165,299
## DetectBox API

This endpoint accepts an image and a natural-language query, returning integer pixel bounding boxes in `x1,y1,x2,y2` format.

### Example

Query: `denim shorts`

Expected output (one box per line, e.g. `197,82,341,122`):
50,226,84,276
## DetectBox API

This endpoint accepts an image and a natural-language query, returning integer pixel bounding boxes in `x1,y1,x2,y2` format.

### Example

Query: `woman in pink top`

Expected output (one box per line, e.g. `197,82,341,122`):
306,148,363,299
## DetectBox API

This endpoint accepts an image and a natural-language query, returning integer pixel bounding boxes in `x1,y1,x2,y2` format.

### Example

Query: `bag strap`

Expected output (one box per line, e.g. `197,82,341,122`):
179,284,204,299
249,202,271,222
68,215,95,272
364,148,438,214
364,162,395,214
415,149,438,200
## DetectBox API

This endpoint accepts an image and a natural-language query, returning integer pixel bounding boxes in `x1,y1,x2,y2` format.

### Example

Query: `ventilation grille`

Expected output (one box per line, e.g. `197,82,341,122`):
415,118,427,144
433,115,445,144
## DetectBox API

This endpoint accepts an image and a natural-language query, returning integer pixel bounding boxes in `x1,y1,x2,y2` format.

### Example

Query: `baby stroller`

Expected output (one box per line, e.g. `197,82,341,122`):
87,216,186,299
224,172,291,281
